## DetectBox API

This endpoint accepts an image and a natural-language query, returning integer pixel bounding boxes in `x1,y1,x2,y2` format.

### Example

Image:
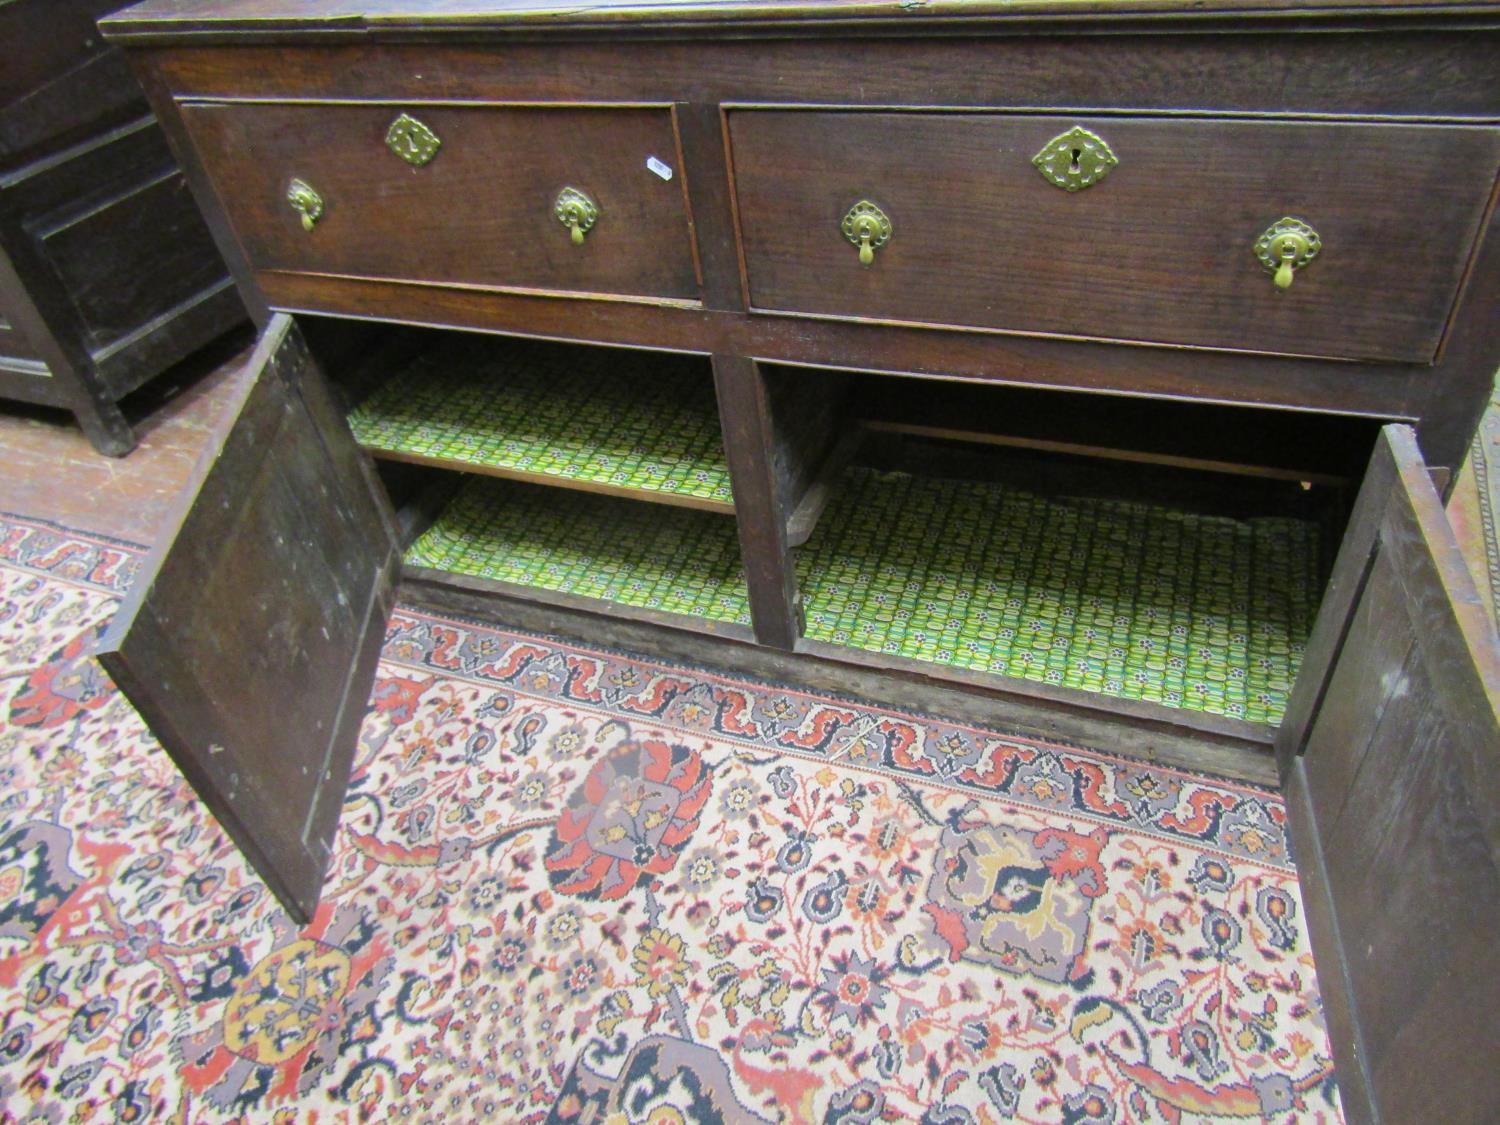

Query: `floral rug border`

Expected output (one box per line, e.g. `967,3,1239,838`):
0,510,1293,873
0,512,142,597
382,608,1292,872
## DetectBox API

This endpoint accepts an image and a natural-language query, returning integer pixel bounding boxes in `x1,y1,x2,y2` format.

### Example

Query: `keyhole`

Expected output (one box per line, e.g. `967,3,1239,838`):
1069,148,1082,175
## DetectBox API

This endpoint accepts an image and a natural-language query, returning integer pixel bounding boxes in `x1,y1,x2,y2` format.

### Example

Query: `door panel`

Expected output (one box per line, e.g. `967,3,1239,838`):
1278,424,1500,1125
97,314,399,924
1296,560,1411,826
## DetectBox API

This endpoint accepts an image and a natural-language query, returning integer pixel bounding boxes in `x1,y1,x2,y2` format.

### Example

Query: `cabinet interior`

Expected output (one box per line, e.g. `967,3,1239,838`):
795,445,1325,725
770,365,1374,726
404,476,751,625
348,335,734,512
305,317,1379,729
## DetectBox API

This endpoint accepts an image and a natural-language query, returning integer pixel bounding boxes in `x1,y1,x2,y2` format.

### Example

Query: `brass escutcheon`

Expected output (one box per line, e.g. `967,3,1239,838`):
555,187,598,245
1032,126,1118,192
1255,217,1321,290
286,178,323,232
385,113,442,167
841,200,892,266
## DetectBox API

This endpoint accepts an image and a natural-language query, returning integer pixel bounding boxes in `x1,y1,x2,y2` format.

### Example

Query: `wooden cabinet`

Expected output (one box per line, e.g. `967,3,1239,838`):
0,0,245,455
98,2,1500,1120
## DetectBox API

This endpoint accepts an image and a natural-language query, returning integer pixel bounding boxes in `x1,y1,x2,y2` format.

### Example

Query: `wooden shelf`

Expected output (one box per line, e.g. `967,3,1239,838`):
795,466,1321,725
406,476,751,626
348,339,734,513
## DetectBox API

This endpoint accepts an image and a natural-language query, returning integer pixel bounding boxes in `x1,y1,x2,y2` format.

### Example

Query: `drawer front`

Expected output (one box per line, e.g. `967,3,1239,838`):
729,111,1500,363
179,101,700,304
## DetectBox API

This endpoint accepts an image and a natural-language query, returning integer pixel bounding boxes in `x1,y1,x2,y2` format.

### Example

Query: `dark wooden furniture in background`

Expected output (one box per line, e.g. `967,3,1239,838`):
0,0,244,455
98,3,1500,1119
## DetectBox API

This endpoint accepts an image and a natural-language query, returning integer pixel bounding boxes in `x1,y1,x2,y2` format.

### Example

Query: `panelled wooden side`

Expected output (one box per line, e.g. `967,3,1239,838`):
0,289,43,368
1278,425,1500,1125
0,4,244,454
0,0,143,163
2,117,237,385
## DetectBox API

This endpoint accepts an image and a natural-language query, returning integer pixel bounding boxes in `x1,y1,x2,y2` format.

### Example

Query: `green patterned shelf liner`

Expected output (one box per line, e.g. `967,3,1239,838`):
406,476,752,625
795,467,1321,725
349,340,734,507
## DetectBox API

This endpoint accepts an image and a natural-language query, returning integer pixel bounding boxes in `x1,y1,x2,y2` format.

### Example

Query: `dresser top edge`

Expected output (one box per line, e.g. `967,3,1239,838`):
97,0,1500,43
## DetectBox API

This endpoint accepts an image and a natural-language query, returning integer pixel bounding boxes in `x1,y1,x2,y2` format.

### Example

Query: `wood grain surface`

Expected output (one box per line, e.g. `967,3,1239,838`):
1279,425,1500,1124
95,0,1500,41
95,317,400,924
730,111,1500,363
178,100,700,304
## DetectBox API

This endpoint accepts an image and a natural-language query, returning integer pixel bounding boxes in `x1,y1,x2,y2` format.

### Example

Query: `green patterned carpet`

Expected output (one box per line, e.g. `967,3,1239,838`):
407,477,752,624
798,468,1319,724
409,467,1320,724
349,341,733,508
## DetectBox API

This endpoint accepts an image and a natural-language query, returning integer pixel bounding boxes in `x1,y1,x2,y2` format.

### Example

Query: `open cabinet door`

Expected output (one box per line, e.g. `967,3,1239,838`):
1276,424,1500,1124
97,314,400,925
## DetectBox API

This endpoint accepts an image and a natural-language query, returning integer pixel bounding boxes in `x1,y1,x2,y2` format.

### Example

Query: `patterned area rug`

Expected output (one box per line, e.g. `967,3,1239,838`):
0,513,1342,1123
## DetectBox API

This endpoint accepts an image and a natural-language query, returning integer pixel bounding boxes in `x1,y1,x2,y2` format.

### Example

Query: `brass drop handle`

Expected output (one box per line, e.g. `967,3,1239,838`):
1255,217,1321,290
555,187,598,245
1273,241,1301,290
286,178,323,232
841,200,892,266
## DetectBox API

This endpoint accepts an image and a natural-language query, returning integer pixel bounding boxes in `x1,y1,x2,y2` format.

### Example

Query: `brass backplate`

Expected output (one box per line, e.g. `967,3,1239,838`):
841,200,892,249
555,186,599,239
286,178,323,230
1255,217,1321,273
385,113,442,167
1032,126,1118,192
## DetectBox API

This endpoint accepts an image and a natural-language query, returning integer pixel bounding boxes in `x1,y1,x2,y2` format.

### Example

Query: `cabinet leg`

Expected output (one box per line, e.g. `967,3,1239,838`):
74,398,137,458
713,354,801,650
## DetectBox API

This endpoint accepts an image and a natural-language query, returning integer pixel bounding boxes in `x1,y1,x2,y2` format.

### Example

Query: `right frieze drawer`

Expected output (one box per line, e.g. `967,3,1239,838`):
727,111,1500,364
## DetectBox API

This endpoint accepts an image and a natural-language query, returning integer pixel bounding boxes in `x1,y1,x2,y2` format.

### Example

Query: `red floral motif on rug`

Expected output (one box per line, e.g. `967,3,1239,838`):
0,513,1342,1123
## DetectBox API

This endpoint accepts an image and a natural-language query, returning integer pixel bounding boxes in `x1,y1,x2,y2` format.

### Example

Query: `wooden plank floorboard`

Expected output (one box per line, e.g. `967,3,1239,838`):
0,333,252,544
